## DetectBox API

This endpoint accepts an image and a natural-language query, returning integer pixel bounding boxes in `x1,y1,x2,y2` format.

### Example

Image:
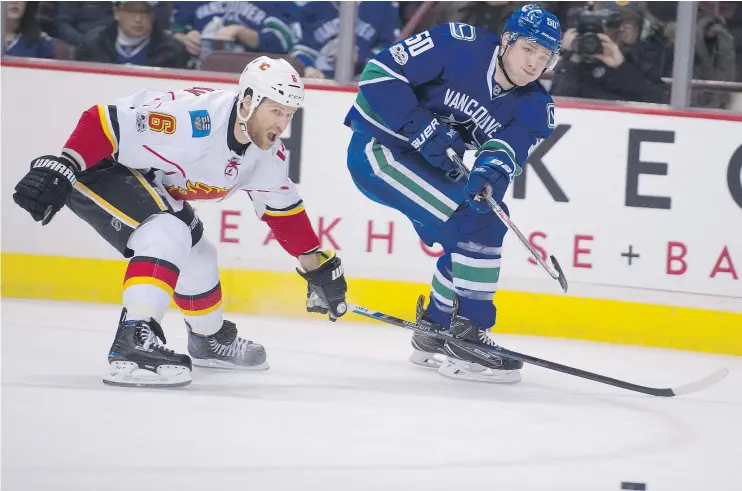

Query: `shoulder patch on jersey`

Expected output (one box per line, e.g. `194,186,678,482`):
390,43,409,65
189,110,211,138
449,23,476,41
136,111,147,133
148,112,176,135
515,90,554,138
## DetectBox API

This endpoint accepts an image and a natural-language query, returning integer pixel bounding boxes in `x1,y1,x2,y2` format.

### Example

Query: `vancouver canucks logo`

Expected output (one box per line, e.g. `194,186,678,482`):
524,7,543,25
439,113,486,148
520,4,544,29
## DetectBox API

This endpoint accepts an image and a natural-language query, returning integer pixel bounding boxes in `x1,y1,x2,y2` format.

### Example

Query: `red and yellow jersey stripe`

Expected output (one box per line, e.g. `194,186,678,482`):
262,201,306,217
174,282,223,316
123,257,180,297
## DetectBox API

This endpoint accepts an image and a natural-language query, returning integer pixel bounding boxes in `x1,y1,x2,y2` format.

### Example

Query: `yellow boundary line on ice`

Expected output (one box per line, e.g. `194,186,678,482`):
1,253,740,356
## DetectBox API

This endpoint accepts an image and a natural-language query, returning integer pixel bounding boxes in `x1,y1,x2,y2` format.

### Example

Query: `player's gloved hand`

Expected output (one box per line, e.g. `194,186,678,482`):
13,155,77,225
403,117,467,172
297,249,348,322
465,156,515,213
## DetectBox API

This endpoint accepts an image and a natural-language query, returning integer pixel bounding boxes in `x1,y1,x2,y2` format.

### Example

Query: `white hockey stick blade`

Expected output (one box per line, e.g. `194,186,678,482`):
670,366,729,396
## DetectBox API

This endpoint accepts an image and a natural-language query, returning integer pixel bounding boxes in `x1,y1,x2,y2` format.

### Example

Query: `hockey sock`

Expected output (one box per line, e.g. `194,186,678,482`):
427,255,455,328
450,250,500,328
174,281,224,336
122,256,180,322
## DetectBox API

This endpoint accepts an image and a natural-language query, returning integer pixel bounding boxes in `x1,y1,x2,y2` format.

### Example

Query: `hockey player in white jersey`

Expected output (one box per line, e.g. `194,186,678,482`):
12,57,348,388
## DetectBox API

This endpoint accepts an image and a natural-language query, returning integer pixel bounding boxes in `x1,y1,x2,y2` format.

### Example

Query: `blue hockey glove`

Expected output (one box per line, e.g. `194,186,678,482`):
465,157,515,213
404,117,467,172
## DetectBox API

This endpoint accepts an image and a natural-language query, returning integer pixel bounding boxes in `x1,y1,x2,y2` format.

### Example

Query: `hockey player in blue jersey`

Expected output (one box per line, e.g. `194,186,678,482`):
344,4,561,384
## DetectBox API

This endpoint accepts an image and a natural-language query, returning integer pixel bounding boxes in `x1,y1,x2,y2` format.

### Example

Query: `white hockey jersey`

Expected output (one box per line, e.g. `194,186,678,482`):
60,86,320,256
62,86,300,217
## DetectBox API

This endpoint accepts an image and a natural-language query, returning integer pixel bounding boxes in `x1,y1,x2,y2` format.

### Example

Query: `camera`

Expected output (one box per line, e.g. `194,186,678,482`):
567,8,622,56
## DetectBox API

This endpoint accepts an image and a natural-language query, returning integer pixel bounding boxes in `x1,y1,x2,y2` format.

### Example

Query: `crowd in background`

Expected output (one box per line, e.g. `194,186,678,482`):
4,1,742,111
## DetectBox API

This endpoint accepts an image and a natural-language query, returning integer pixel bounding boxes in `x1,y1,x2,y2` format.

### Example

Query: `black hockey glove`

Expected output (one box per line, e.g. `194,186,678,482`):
13,155,77,225
297,249,348,322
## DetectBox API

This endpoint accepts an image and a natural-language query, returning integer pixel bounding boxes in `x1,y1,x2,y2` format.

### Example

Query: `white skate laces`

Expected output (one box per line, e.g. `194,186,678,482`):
134,325,172,353
208,336,252,359
478,328,499,347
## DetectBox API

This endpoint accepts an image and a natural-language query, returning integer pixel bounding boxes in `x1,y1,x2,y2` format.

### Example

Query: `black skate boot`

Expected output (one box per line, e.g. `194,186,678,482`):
439,299,522,384
410,311,447,368
187,320,269,370
103,309,192,388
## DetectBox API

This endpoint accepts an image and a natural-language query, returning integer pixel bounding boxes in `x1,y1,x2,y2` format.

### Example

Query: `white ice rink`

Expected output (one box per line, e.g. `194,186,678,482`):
1,298,740,491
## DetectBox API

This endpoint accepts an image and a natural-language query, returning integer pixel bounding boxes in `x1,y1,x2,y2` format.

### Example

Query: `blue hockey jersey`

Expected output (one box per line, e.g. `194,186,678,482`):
4,33,54,59
222,1,299,54
291,1,400,77
172,1,229,34
345,22,555,172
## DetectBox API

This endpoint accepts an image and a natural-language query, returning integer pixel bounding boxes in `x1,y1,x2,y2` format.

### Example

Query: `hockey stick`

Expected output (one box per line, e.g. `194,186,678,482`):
446,149,568,293
347,296,729,397
42,205,54,225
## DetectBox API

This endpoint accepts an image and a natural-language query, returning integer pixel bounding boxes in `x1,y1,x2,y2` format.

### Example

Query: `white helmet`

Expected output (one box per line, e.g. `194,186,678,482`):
236,56,304,132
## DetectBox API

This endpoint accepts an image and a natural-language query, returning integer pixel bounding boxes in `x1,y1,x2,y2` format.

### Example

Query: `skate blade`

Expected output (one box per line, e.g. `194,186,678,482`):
409,349,445,369
102,361,192,388
438,359,521,384
191,358,270,371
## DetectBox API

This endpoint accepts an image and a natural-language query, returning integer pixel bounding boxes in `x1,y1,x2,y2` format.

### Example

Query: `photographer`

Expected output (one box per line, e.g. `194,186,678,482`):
550,2,669,104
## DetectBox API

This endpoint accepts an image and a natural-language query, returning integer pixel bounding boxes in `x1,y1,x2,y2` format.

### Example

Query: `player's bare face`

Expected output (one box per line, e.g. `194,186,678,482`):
505,38,552,86
248,100,297,150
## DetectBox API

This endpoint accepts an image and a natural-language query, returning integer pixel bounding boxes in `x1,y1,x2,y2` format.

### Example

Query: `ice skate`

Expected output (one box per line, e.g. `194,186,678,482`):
439,299,522,384
187,320,269,370
409,312,447,368
103,309,192,388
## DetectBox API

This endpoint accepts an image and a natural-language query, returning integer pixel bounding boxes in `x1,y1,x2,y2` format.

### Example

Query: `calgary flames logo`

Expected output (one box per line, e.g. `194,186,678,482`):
165,181,229,200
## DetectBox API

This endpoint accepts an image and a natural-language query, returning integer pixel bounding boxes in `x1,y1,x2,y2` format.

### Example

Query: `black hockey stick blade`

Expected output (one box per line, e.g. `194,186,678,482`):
550,254,568,293
348,299,728,397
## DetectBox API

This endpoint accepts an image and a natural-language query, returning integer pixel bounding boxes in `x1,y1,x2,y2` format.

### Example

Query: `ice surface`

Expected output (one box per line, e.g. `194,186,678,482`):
2,298,740,491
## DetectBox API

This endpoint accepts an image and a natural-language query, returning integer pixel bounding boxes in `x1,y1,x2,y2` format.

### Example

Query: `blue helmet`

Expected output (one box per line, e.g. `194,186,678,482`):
503,4,562,69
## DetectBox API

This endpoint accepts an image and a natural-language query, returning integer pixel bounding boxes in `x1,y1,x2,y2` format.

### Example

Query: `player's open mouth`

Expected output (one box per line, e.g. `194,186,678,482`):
267,132,276,142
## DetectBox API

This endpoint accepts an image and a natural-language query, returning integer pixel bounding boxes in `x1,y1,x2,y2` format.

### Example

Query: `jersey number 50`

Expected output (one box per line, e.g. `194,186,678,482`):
404,31,435,57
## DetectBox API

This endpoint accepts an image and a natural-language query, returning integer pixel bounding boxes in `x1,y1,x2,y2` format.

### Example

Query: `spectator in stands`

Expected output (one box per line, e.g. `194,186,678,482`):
170,1,230,57
4,1,54,59
211,2,299,57
444,1,527,35
724,2,742,82
550,2,669,104
692,2,737,108
397,2,574,38
35,2,58,38
291,1,400,80
74,1,189,69
54,1,171,47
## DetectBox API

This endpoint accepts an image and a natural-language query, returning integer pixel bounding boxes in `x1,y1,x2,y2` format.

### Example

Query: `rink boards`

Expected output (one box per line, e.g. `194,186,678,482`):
1,59,741,355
